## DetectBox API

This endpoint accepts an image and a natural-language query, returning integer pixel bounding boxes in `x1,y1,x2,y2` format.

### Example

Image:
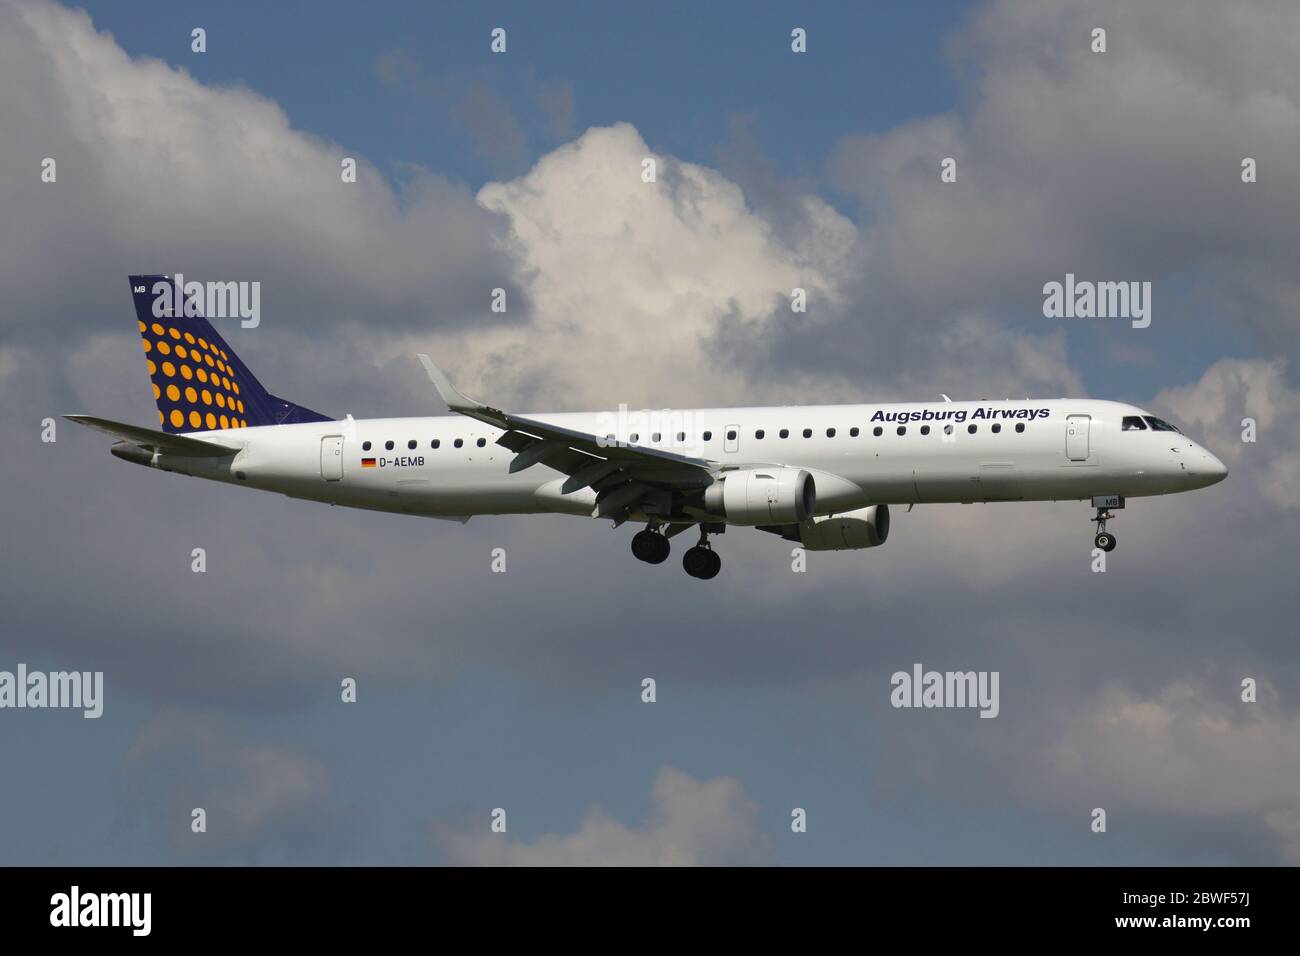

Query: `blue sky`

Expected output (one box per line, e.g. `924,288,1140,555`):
80,1,968,185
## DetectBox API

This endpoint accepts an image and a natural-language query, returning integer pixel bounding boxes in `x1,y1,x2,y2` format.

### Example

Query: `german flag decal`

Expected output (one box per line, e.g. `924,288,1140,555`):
361,458,376,468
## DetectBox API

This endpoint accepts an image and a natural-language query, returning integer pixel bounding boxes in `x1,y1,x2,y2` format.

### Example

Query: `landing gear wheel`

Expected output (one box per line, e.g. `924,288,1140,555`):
683,545,719,579
631,529,670,564
1090,506,1118,552
701,549,721,579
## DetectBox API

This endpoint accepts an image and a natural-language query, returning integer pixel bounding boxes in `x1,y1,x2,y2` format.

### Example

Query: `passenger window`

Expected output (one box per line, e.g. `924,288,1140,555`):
477,437,486,447
630,433,639,442
850,427,859,437
362,441,372,451
873,426,883,437
408,439,417,450
991,424,1001,434
652,432,661,442
967,424,977,434
826,428,836,438
779,429,789,439
1015,423,1025,433
726,429,737,441
896,426,906,436
703,431,712,441
920,425,930,435
755,429,765,439
676,432,685,442
385,440,394,451
454,438,464,448
802,428,812,438
431,439,440,449
944,424,954,435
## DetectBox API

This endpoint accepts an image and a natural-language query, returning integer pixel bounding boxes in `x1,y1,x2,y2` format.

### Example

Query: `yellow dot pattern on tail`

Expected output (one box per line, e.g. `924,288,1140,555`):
129,275,329,434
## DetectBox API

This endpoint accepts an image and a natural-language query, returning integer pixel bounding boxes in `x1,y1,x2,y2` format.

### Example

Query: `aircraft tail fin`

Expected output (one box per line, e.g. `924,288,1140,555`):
129,275,332,433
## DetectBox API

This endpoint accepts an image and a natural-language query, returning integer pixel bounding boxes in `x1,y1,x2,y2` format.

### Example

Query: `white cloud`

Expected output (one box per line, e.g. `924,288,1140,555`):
123,713,340,862
1049,681,1300,861
0,0,512,343
444,122,858,409
829,0,1300,344
1155,357,1300,508
438,766,769,866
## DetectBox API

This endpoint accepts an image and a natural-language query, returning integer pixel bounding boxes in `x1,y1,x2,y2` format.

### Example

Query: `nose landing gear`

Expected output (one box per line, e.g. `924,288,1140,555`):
1092,508,1117,552
1089,495,1123,552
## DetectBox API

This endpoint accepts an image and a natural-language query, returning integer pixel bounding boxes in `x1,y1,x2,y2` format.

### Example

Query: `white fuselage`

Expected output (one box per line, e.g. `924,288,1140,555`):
149,398,1227,522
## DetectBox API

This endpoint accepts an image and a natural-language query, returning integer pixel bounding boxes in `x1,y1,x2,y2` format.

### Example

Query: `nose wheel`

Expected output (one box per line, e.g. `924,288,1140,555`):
1092,508,1117,552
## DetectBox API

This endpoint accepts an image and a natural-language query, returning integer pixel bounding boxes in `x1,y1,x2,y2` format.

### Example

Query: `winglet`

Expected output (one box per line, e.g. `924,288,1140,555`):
415,355,509,428
416,354,478,412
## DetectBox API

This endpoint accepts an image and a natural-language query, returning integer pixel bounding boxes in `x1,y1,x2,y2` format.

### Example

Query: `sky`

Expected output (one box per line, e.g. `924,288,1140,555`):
1,0,1299,865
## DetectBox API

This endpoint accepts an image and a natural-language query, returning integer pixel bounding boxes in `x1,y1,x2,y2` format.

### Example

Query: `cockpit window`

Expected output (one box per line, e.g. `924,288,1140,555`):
1122,416,1147,431
1143,416,1179,432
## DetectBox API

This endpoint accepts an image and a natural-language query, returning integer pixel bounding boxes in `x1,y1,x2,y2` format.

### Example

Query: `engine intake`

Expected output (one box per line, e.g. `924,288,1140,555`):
703,467,815,525
794,504,890,550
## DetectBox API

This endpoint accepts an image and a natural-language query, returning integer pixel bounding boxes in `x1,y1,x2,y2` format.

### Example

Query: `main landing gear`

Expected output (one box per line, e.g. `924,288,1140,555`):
630,524,722,578
682,528,721,580
1092,508,1117,552
631,526,671,564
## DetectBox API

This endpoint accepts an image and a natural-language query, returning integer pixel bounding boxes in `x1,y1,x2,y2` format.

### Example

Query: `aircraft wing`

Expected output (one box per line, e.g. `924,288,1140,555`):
64,415,242,457
417,355,717,518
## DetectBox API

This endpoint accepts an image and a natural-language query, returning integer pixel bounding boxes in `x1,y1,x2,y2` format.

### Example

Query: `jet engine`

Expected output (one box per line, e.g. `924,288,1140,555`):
703,467,815,525
793,504,890,550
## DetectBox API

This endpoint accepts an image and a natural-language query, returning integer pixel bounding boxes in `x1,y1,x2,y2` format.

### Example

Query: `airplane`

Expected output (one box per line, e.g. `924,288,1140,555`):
66,276,1228,579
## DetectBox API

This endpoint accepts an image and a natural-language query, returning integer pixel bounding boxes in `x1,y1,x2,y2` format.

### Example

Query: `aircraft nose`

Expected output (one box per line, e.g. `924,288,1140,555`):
1201,449,1228,484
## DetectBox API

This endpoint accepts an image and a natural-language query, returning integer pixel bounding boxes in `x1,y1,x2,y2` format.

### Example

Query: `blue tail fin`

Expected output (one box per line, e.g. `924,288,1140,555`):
129,275,332,433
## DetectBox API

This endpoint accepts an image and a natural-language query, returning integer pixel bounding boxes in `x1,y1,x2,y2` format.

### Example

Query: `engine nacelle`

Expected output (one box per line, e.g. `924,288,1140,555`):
703,467,815,525
109,441,156,468
795,504,890,550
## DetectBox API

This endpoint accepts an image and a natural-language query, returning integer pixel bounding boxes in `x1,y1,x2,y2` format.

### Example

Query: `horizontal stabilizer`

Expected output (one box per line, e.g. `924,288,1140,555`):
64,415,241,457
